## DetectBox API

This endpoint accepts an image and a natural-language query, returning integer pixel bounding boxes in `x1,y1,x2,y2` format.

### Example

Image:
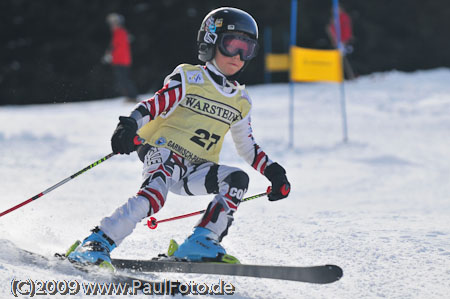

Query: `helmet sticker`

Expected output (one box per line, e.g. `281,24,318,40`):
204,32,218,44
215,18,223,28
205,16,216,33
227,25,235,30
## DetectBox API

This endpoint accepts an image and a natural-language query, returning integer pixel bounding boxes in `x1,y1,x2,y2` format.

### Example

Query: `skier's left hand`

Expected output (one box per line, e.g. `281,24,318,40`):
111,116,138,154
264,163,291,201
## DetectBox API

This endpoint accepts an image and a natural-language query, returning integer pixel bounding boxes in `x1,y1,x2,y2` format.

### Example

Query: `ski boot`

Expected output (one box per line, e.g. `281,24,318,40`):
66,227,116,271
168,227,239,264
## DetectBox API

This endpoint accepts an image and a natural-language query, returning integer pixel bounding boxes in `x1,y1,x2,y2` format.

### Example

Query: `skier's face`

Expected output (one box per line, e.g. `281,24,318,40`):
214,47,245,76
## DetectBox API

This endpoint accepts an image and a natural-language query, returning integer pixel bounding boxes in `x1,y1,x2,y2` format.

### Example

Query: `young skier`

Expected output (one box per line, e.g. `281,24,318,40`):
68,7,290,269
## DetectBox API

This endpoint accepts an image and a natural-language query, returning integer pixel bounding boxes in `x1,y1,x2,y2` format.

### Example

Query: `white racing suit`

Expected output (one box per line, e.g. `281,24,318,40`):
99,62,273,245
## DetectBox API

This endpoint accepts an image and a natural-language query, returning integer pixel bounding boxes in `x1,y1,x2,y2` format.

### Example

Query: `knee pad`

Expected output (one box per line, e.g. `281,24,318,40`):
224,170,249,190
223,171,249,201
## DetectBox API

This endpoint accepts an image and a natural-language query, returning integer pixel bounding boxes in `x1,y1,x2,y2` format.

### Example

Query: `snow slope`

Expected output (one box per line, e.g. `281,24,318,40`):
1,69,450,298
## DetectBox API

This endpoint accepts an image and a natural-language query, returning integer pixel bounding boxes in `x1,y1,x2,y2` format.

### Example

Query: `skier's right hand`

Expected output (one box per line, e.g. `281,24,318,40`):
264,163,291,201
111,116,138,155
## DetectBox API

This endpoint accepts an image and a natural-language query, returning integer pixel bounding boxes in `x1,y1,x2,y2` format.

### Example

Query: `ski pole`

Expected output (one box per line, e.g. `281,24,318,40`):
147,187,272,230
0,153,116,218
0,136,145,218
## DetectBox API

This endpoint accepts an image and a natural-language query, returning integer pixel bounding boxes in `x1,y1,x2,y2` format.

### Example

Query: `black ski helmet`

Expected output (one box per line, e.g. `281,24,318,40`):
197,7,259,62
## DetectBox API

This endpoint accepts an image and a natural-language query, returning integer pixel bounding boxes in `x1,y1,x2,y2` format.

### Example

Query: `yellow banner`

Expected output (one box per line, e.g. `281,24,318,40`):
290,46,343,82
265,53,290,72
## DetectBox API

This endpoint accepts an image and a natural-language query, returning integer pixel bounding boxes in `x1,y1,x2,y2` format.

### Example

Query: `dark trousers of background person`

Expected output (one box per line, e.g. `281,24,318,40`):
113,65,138,102
341,43,357,80
343,54,356,80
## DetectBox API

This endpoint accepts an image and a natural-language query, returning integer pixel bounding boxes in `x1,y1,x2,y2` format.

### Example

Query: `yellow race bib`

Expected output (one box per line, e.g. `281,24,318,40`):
138,64,251,163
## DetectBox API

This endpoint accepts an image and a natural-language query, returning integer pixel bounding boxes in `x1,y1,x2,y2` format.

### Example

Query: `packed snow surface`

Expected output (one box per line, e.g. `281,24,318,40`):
1,69,449,298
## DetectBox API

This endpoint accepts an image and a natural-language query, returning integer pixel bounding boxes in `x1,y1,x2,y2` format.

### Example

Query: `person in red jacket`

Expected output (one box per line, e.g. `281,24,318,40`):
104,13,138,102
326,5,356,79
327,5,353,47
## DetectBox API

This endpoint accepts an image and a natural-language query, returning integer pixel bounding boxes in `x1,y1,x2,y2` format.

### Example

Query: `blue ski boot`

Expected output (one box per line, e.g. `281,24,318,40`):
169,227,239,263
67,227,116,271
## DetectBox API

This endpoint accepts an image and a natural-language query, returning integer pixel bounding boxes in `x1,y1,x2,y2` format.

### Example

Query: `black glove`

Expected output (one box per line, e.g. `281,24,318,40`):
264,163,291,201
111,116,138,154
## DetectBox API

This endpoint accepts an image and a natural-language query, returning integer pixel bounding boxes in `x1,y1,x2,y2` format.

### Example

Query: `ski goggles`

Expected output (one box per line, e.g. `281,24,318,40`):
217,33,258,61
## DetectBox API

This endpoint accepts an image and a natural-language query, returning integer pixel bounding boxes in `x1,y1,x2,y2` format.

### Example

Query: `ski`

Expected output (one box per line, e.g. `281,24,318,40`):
8,242,342,286
112,258,343,284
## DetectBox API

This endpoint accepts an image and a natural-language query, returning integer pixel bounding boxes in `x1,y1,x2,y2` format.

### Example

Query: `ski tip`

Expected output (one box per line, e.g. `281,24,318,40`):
325,264,344,281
